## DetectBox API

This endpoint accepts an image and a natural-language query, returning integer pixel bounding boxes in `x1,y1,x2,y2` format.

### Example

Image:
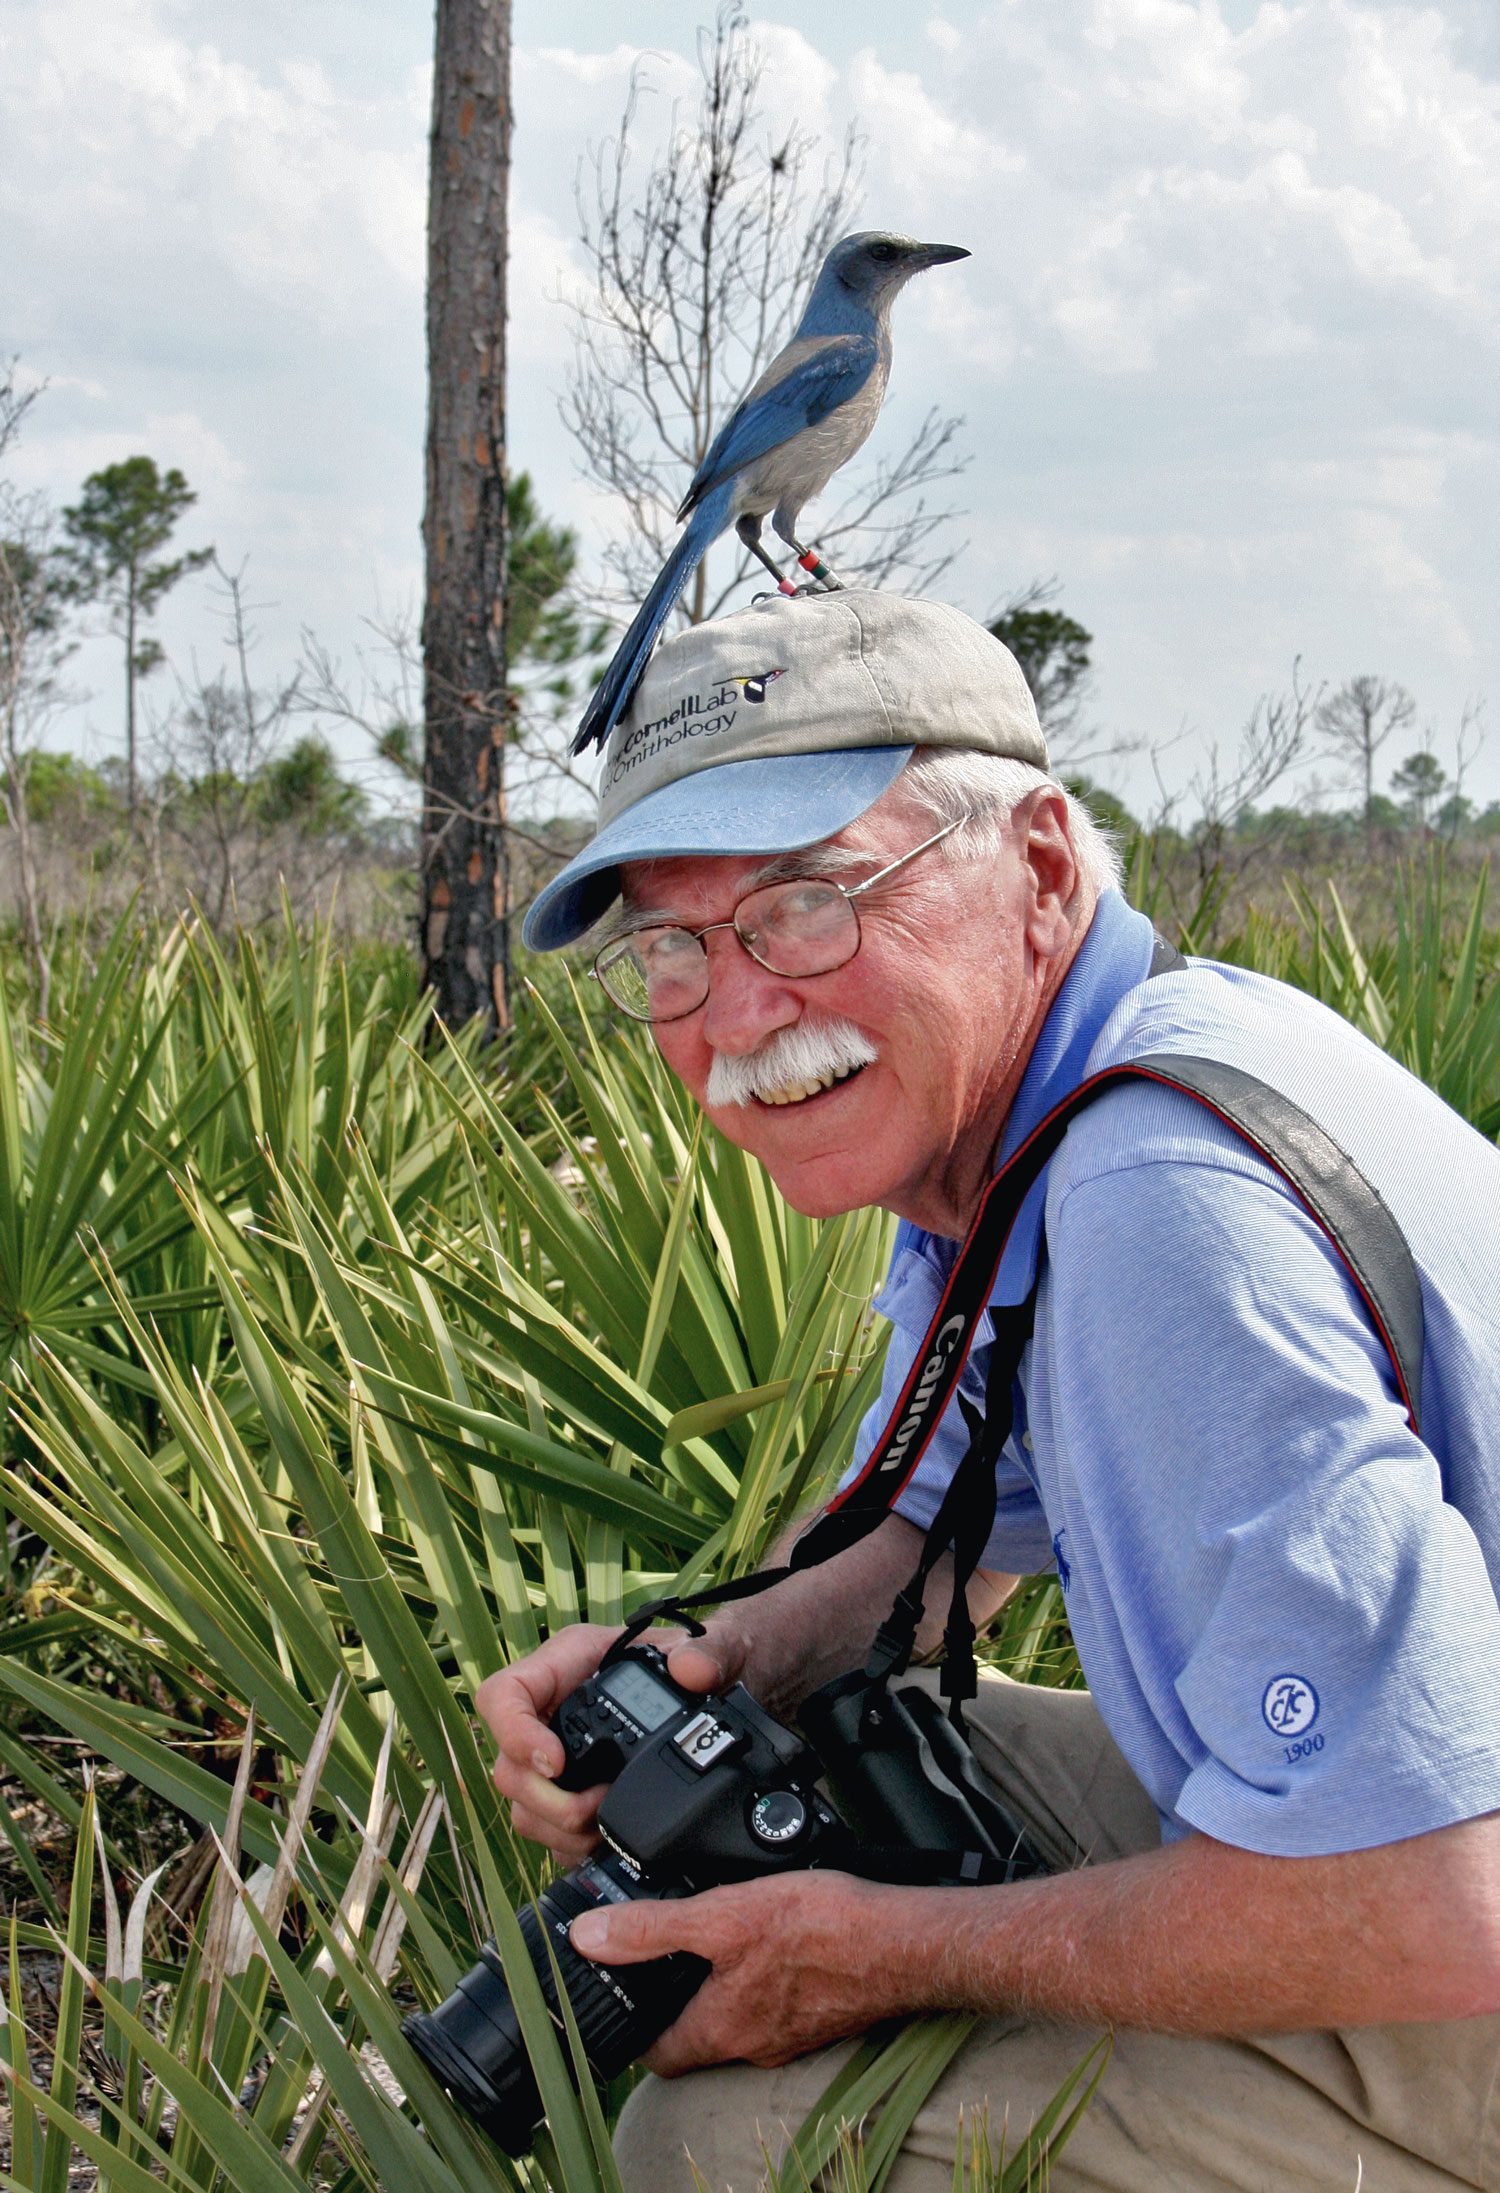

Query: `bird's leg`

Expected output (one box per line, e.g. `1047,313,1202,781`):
736,514,799,597
788,537,848,591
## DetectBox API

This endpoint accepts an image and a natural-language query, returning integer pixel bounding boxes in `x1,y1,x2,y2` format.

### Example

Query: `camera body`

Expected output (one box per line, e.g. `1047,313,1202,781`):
402,1646,855,2154
403,1643,1044,2156
566,1643,852,1876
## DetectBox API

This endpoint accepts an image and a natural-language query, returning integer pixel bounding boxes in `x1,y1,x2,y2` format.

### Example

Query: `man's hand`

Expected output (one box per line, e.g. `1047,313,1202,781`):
474,1519,1016,1865
569,1872,908,2075
476,1624,622,1862
568,1814,1500,2073
475,1623,750,1863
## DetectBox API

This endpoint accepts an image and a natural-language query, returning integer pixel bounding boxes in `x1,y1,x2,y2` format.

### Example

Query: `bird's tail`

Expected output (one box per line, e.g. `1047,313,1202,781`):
571,492,730,756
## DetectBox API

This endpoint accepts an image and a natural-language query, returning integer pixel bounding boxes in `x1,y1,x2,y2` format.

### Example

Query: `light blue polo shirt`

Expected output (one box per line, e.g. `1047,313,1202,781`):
848,889,1500,1858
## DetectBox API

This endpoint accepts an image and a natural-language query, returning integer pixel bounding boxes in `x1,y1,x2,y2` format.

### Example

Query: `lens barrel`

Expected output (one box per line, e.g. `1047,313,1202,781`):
402,1869,707,2156
402,1941,539,2155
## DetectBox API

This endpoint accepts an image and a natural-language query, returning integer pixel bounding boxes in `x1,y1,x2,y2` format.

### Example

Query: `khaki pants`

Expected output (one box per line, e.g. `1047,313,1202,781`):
615,1673,1500,2191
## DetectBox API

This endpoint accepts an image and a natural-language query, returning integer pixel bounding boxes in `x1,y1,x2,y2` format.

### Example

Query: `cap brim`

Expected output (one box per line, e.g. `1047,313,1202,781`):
522,746,914,951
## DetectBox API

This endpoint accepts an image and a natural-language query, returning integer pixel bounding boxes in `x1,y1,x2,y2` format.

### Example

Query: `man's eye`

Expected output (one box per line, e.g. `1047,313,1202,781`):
761,883,844,933
638,929,697,967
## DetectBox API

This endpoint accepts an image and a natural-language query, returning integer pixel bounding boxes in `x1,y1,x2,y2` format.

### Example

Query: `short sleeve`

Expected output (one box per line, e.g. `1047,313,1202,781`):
1037,1143,1500,1856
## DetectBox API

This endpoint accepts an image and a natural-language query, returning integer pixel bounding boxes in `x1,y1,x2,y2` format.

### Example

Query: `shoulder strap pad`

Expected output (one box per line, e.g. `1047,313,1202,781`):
812,1050,1423,1556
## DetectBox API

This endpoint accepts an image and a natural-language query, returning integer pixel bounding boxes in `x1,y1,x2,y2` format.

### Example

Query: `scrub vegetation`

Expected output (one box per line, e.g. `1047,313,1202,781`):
0,856,1495,2192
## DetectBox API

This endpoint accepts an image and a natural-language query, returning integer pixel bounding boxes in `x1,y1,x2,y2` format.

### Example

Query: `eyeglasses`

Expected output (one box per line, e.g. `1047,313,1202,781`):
590,813,974,1024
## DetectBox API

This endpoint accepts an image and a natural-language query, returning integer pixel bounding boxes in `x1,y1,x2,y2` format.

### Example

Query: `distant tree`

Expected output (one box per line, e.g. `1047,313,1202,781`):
1143,661,1321,925
1316,675,1416,835
57,457,212,815
1234,802,1348,864
422,0,511,1032
1434,790,1474,840
989,595,1094,749
501,474,610,816
506,473,594,672
308,472,602,835
0,365,72,1013
255,734,367,836
1390,747,1447,833
147,560,306,927
5,748,114,825
1060,772,1135,837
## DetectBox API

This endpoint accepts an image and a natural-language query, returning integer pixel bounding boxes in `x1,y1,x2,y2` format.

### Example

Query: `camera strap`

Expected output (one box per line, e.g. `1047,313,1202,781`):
624,957,1424,1723
790,1049,1423,1724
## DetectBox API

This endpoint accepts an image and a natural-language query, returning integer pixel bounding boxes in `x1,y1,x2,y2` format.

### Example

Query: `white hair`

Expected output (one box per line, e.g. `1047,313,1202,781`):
895,749,1124,896
706,1015,877,1109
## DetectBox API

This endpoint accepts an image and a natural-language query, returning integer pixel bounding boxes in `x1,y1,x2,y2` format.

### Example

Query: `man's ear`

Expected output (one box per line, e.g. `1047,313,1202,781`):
1020,789,1079,959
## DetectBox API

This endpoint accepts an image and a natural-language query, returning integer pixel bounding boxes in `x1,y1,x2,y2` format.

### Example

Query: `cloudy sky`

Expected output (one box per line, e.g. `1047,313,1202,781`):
5,0,1497,819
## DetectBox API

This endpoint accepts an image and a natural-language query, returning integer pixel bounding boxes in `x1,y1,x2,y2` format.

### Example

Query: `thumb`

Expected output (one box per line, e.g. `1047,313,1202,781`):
665,1627,746,1695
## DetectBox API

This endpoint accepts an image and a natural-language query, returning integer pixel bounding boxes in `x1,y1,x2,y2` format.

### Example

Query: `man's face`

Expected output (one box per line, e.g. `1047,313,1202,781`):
622,786,1078,1236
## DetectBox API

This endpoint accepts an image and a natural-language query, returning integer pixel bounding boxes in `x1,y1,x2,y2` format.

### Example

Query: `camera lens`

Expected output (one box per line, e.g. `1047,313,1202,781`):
401,1863,708,2157
402,1941,541,2155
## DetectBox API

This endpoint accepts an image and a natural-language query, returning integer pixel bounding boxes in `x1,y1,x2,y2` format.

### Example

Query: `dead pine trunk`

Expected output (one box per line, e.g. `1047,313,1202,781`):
421,0,512,1034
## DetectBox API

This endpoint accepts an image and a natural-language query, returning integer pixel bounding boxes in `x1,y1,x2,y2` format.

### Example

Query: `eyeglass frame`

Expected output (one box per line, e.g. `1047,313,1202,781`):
588,810,976,1024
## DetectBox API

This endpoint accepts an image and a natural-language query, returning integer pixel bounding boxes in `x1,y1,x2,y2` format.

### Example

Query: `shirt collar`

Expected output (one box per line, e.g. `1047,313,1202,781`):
999,890,1158,1164
989,889,1158,1300
889,891,1159,1305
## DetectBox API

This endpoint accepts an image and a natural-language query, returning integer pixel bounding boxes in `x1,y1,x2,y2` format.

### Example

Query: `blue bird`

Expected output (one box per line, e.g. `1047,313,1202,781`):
571,230,970,755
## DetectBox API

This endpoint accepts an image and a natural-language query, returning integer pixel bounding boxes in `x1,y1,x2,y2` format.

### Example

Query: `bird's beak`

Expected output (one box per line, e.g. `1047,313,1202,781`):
911,243,971,268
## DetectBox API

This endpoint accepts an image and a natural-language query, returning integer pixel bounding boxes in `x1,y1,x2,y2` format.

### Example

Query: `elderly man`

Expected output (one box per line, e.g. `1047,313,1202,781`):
479,593,1500,2191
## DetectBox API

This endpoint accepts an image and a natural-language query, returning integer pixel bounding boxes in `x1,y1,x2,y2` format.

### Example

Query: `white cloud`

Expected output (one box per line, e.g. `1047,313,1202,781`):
3,0,1495,806
9,411,245,500
8,0,427,332
534,42,695,90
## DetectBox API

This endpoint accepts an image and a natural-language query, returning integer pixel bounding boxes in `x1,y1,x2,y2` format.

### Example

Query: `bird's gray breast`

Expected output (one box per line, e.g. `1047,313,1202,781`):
735,356,891,522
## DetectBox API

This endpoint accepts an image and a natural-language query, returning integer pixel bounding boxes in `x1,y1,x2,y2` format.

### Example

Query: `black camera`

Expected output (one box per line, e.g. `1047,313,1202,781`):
402,1643,1044,2156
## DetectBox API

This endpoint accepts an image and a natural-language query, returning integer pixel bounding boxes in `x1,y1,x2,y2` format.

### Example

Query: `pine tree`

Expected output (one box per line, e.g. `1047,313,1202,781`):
58,457,212,814
421,0,511,1031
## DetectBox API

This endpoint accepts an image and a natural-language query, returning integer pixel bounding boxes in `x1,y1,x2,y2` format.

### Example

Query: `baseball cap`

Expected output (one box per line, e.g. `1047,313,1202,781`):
522,589,1049,951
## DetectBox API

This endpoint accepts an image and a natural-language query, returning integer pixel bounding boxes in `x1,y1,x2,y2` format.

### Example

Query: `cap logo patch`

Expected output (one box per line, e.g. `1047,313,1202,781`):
604,667,789,792
731,666,788,705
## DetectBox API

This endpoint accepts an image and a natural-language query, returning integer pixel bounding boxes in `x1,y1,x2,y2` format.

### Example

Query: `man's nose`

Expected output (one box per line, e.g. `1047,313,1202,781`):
698,928,801,1055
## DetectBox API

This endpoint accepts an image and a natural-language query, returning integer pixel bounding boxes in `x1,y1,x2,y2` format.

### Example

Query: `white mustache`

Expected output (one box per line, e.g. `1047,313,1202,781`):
706,1017,878,1109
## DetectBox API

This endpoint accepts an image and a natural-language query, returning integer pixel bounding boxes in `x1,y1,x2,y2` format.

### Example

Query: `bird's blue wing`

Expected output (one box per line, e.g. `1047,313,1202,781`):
677,333,880,519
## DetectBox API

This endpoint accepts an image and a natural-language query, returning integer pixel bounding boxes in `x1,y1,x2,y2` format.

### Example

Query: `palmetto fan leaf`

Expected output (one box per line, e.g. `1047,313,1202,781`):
0,931,902,2188
5,868,1492,2187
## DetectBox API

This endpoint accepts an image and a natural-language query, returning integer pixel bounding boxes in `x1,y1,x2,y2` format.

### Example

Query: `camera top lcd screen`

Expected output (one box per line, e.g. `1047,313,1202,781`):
603,1658,684,1732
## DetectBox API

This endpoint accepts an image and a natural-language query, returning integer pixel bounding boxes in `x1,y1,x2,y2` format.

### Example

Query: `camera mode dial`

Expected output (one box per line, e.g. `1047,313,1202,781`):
749,1789,808,1846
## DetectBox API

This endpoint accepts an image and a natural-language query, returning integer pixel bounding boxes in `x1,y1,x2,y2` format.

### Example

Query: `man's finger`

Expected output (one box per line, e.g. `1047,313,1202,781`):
570,1896,705,1967
477,1627,616,1749
506,1787,607,1852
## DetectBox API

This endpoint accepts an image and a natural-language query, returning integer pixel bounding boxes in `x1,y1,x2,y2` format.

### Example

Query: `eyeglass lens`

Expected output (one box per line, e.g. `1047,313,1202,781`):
597,879,860,1021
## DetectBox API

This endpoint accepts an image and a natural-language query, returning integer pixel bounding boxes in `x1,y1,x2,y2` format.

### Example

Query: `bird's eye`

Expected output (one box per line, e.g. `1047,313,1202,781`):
869,242,899,262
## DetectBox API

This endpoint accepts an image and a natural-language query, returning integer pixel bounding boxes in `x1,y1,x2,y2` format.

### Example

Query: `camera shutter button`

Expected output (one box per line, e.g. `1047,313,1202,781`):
749,1790,807,1846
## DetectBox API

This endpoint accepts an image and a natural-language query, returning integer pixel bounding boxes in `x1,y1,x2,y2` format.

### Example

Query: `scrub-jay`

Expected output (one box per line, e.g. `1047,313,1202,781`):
571,231,970,755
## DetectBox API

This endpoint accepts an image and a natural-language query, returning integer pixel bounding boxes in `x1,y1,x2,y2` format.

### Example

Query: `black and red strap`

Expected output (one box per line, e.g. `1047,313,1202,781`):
802,1050,1423,1571
627,1044,1425,1721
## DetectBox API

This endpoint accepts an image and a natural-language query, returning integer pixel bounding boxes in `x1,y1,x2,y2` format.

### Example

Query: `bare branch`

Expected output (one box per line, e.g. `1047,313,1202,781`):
0,370,69,1013
559,4,963,627
1158,661,1324,904
1316,673,1417,835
